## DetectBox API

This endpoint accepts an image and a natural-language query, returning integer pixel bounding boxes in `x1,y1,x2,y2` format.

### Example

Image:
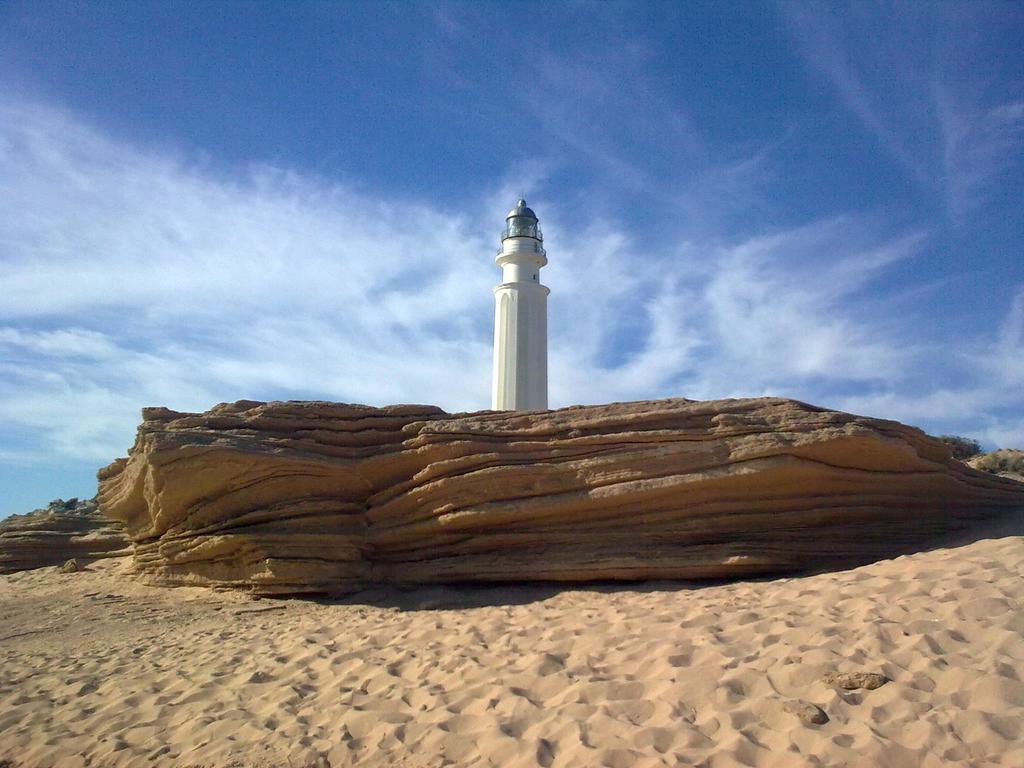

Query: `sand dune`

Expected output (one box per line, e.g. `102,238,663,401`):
2,530,1023,767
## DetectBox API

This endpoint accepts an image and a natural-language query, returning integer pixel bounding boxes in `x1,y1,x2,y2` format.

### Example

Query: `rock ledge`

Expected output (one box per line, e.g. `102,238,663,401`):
97,398,1024,594
0,498,129,574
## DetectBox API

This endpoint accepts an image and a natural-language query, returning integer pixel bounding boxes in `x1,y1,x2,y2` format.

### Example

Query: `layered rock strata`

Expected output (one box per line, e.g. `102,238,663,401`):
98,398,1024,594
0,498,129,574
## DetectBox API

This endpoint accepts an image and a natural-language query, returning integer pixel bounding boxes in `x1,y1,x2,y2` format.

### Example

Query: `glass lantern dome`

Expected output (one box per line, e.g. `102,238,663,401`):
501,199,543,241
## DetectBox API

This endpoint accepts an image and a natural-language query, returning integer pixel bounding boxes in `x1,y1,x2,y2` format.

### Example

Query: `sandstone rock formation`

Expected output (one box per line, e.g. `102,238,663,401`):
0,498,129,574
98,398,1024,595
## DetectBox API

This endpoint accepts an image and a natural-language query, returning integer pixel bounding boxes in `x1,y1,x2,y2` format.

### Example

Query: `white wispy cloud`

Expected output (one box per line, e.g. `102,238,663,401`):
546,210,931,406
0,99,1021,478
972,286,1024,393
779,0,1024,219
838,285,1024,446
1,101,501,461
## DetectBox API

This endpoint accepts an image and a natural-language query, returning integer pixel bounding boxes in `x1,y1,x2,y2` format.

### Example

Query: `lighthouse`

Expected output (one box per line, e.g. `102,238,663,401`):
491,199,549,411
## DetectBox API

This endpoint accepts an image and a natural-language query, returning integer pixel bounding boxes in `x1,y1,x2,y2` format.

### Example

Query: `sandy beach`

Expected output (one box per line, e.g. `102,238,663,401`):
2,530,1023,768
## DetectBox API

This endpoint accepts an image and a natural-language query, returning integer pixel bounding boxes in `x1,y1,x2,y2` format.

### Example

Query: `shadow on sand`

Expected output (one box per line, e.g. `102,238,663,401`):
304,508,1024,612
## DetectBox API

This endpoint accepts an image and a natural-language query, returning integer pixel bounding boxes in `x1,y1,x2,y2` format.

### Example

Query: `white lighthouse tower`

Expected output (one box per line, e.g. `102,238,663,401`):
491,199,549,411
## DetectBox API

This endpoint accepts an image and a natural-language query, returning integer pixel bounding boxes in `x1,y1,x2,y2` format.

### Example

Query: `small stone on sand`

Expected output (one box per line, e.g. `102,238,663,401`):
823,671,889,690
784,699,829,725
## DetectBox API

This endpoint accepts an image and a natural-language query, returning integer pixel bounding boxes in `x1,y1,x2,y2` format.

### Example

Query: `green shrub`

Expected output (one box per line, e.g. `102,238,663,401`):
971,449,1024,476
936,434,982,460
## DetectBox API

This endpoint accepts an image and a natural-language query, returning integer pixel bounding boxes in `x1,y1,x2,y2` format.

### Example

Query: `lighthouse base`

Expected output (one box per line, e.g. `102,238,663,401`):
491,281,548,411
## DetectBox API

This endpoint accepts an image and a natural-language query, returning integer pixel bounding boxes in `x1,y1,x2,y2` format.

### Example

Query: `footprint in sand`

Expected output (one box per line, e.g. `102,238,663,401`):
537,652,567,676
536,737,556,767
604,698,656,726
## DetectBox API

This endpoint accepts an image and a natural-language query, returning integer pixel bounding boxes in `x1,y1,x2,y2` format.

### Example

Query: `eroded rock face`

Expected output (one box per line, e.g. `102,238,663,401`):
97,398,1024,594
0,498,129,574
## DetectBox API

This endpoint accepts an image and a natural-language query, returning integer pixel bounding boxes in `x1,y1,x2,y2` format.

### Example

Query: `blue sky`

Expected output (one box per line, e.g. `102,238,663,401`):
1,1,1022,518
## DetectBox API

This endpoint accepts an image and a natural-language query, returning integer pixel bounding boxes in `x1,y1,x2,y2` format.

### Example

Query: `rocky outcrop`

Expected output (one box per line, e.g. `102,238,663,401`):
0,498,129,574
97,398,1024,594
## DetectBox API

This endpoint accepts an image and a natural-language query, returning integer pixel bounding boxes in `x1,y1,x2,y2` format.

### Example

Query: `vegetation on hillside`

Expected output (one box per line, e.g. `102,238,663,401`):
970,449,1024,477
936,434,982,460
